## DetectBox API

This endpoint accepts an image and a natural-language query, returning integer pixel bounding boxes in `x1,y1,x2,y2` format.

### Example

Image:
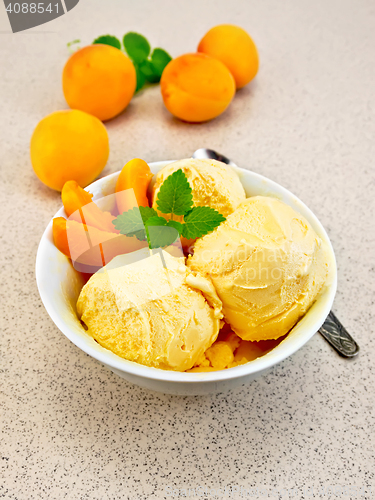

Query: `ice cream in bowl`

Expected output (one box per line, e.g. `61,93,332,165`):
36,159,337,395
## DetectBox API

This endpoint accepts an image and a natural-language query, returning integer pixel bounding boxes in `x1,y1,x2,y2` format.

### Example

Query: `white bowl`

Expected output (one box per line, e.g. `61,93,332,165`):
36,161,337,395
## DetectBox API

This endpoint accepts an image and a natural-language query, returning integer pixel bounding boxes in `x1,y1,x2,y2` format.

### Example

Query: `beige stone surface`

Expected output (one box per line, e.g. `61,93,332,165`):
1,0,374,498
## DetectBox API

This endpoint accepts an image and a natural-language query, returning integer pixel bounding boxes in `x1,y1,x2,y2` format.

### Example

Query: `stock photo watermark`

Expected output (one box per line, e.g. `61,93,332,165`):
2,0,79,32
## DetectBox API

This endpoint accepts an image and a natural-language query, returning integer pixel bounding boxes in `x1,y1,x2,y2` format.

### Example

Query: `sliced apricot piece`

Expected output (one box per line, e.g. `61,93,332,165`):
115,158,153,214
62,180,117,233
53,217,71,258
53,217,145,270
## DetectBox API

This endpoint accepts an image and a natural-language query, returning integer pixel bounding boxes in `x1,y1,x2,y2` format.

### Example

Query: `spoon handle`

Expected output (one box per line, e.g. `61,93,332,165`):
319,311,359,358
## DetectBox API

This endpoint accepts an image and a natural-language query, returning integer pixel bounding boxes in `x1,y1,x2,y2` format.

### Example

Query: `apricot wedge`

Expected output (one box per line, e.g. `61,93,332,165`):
115,158,153,215
62,180,117,233
53,217,145,270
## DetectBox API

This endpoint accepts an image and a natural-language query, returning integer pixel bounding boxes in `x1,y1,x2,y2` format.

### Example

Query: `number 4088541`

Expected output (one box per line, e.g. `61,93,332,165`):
6,3,60,14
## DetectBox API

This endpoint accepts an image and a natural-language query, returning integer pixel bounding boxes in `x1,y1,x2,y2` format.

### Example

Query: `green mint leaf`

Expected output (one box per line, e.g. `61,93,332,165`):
156,169,193,216
93,35,121,50
139,60,160,84
182,206,226,239
130,230,148,241
145,216,180,249
134,64,146,92
139,206,158,224
112,206,158,241
123,32,150,64
113,207,146,239
151,48,172,77
166,220,183,235
145,216,167,227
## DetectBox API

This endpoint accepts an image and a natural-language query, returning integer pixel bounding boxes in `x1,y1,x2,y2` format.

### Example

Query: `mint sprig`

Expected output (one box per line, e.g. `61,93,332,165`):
93,35,121,50
139,60,160,84
123,33,172,91
134,65,146,92
182,206,226,239
113,169,225,250
90,32,172,92
156,169,193,216
112,206,157,240
123,32,150,64
151,48,172,77
112,209,182,249
145,217,182,249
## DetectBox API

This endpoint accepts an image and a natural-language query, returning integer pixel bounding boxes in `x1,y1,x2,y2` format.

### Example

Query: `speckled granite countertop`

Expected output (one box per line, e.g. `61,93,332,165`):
1,0,374,498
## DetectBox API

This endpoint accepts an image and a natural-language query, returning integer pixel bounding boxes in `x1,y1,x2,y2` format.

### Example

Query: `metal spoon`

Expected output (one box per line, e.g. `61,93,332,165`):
192,148,359,358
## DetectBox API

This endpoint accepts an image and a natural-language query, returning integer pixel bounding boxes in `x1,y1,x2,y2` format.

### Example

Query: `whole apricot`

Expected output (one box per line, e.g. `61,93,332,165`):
198,25,259,89
160,53,236,122
62,44,136,121
30,110,109,191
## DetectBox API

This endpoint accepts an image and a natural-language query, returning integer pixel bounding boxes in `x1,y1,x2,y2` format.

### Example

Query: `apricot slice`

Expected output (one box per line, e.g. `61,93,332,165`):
53,217,71,258
53,217,145,270
62,180,117,233
115,158,153,214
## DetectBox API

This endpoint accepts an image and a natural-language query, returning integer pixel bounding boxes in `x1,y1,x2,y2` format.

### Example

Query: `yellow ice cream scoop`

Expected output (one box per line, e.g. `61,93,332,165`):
187,196,330,341
152,158,246,218
77,250,223,371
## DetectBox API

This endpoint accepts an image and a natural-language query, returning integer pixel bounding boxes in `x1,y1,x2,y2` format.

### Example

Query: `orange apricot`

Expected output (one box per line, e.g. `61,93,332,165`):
62,180,93,214
62,180,117,233
53,217,145,270
160,53,236,122
115,158,153,214
53,217,71,258
198,25,259,89
63,44,136,121
30,110,109,191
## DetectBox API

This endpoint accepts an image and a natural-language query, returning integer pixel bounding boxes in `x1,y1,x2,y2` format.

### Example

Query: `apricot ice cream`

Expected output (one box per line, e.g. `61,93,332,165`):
77,249,223,371
187,196,329,342
152,158,246,218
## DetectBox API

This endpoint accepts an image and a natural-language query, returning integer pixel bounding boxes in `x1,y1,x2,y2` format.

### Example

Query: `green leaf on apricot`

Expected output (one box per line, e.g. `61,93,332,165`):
93,35,121,50
123,32,150,64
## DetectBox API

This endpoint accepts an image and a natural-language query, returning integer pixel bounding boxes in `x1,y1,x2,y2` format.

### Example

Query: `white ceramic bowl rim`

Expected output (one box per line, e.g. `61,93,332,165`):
35,161,337,384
